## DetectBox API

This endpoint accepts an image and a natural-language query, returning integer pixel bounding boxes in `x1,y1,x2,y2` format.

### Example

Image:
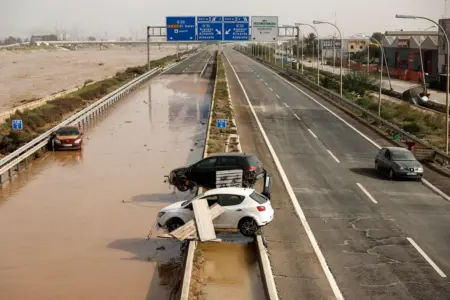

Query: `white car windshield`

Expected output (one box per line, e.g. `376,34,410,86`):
181,192,206,206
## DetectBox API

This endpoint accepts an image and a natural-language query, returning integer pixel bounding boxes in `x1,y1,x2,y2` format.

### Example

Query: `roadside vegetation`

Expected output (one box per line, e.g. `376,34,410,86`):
315,69,445,149
206,53,239,154
188,247,206,300
0,50,194,155
249,47,447,151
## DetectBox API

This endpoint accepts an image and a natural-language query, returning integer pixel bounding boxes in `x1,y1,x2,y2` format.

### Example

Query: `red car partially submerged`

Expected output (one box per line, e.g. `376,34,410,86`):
50,125,84,150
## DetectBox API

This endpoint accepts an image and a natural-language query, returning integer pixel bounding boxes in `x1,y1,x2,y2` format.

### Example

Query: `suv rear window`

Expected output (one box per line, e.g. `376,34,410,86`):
250,191,268,204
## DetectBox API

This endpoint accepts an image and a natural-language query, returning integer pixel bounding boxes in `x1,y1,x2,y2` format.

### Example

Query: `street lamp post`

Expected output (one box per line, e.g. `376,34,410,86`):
314,20,344,97
418,25,437,94
296,23,320,84
396,14,449,154
297,26,304,74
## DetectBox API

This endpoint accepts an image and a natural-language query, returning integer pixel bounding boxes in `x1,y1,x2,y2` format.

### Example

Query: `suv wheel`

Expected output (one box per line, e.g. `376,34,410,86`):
238,218,258,237
167,218,185,232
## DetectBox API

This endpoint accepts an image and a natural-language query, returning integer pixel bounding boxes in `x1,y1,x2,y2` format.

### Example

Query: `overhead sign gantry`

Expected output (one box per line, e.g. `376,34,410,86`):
165,16,274,42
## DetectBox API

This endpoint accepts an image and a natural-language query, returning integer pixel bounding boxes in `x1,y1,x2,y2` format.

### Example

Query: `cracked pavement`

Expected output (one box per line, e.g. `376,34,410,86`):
225,48,450,300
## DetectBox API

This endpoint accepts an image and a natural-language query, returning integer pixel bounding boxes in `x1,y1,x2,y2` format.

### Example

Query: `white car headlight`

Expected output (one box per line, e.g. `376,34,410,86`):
417,167,423,172
54,139,61,144
74,138,82,144
158,212,165,218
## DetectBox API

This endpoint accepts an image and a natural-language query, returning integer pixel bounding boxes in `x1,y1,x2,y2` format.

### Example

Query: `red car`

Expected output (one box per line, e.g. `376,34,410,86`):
50,125,84,150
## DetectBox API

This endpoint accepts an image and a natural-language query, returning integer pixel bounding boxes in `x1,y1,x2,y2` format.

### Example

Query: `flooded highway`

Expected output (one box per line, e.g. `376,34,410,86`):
0,73,212,299
199,241,265,300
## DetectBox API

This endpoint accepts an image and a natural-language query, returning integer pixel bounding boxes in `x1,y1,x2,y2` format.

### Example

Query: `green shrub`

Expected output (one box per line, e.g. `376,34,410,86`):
343,71,378,96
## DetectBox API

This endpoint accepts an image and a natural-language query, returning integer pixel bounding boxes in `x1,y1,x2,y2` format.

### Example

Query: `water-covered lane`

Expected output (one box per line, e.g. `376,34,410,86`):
0,74,212,300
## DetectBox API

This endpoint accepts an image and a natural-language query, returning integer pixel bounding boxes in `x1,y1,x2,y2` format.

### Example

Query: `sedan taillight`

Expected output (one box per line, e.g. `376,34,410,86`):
257,206,266,212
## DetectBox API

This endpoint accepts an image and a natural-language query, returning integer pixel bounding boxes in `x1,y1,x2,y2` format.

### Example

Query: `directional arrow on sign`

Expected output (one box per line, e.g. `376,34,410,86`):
225,29,231,35
215,29,222,35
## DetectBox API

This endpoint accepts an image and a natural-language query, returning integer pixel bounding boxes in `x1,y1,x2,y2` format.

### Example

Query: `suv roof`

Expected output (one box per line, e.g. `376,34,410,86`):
207,152,254,158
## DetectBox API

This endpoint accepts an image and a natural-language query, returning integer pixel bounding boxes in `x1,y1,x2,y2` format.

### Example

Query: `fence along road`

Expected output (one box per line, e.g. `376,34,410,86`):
0,53,213,299
225,48,450,300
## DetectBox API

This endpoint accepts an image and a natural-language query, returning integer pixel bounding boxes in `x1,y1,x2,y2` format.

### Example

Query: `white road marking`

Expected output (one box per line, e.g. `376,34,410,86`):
308,129,318,138
222,51,345,300
257,74,260,77
293,113,301,120
356,183,378,204
407,237,447,278
276,94,280,99
236,51,450,202
269,88,274,91
264,82,268,86
327,150,341,163
283,102,289,108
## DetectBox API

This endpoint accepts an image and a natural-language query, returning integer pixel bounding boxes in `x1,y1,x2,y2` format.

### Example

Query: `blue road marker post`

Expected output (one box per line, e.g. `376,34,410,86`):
12,119,23,130
216,119,227,129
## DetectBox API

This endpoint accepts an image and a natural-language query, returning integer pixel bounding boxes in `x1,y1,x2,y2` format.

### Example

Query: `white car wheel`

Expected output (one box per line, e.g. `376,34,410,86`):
239,218,258,237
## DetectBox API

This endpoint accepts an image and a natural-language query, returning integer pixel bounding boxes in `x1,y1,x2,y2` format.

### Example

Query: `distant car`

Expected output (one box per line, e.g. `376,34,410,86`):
156,187,274,236
49,125,84,150
167,152,265,192
374,147,423,180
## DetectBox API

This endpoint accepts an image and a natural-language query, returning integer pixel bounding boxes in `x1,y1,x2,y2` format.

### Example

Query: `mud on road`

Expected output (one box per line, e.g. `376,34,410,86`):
0,73,211,300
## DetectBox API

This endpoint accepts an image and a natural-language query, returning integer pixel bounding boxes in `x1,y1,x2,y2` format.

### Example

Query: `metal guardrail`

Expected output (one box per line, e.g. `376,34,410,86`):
0,67,161,183
243,52,450,166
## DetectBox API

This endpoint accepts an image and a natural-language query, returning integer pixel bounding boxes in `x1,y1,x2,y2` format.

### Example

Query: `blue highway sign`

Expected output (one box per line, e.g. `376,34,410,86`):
197,16,223,41
224,16,249,41
216,119,227,129
166,16,196,41
12,119,23,130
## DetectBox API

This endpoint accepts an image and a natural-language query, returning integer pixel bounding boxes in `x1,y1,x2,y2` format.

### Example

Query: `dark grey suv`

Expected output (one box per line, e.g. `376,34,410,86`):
168,152,265,191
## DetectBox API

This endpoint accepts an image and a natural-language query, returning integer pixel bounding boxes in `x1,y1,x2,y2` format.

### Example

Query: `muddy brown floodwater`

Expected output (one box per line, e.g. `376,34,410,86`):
0,73,211,300
0,45,185,111
199,241,266,300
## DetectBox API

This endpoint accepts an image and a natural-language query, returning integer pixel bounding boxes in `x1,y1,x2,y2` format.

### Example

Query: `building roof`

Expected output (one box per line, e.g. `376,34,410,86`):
381,32,439,49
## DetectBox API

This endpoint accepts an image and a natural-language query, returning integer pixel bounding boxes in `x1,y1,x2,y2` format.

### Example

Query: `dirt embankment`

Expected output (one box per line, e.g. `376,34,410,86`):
0,49,194,156
0,45,183,111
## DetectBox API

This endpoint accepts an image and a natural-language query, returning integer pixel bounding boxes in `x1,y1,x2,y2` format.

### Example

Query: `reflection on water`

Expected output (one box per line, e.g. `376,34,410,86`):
200,242,265,300
0,74,212,300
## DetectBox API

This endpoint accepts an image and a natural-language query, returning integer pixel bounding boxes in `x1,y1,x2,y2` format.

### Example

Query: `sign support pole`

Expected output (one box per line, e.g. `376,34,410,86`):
146,26,151,71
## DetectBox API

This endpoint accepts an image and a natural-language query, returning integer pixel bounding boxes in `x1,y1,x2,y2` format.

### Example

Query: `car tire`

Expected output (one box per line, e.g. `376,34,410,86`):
176,185,189,192
167,218,185,232
388,169,395,180
238,218,258,237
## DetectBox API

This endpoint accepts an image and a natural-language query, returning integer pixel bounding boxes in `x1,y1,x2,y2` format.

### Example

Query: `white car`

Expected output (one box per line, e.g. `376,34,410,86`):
156,187,274,237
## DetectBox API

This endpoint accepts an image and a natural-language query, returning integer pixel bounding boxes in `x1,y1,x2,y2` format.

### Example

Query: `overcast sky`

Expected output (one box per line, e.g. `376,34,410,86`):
0,0,446,39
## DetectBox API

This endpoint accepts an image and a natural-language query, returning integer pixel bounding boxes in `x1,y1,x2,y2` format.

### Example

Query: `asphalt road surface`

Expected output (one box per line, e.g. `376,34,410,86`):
224,48,450,300
0,60,212,299
163,49,211,75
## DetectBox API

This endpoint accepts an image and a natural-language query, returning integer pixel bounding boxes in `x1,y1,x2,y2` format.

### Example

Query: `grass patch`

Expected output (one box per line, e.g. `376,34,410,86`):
206,52,239,155
0,49,195,155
